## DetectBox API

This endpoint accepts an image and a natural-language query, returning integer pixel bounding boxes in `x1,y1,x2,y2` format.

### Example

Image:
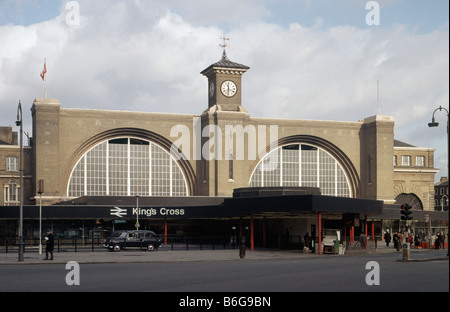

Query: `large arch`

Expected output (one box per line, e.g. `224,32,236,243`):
250,135,360,198
63,128,197,197
394,193,423,210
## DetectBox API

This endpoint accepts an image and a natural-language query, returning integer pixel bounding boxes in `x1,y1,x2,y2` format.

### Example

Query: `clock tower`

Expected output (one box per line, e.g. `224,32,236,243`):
201,49,250,112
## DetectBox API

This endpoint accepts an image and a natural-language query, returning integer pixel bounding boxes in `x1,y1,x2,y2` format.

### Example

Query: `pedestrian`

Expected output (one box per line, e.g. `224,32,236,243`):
396,232,403,251
435,232,441,249
304,232,310,250
439,231,445,249
44,229,54,260
393,232,399,250
414,234,421,249
384,230,391,247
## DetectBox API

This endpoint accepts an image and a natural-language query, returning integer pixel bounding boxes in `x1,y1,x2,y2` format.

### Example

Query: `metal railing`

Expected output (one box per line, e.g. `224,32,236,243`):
1,234,391,253
343,235,380,250
1,236,106,253
1,235,245,253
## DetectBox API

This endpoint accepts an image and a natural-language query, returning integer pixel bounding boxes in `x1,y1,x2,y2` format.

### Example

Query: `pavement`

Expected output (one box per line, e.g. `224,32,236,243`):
0,244,447,265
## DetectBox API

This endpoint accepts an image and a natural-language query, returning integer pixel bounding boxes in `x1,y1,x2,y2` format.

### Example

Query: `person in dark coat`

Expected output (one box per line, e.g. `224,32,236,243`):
414,234,421,248
44,229,54,260
439,231,445,249
384,230,391,247
393,232,399,250
304,232,310,250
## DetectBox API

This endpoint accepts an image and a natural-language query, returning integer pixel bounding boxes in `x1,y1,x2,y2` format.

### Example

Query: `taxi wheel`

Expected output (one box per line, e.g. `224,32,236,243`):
147,244,155,251
113,244,122,252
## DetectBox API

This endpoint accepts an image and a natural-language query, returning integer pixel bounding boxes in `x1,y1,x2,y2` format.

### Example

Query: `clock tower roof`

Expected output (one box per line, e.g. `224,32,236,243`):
200,50,250,76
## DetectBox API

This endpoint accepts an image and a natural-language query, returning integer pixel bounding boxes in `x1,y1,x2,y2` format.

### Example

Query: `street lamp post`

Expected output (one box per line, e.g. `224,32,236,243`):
428,105,449,256
38,180,44,255
16,101,24,262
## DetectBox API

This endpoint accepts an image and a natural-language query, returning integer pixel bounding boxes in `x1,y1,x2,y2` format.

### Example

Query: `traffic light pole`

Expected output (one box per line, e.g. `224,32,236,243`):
400,204,412,260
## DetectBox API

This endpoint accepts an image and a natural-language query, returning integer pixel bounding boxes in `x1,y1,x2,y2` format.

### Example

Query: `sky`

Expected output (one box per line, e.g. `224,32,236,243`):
0,0,448,180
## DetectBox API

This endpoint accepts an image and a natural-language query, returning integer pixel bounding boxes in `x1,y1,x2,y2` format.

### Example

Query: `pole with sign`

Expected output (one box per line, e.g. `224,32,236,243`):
135,195,140,230
428,212,432,250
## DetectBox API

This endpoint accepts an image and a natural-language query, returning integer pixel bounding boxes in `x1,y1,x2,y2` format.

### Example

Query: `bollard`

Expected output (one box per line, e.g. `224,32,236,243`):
239,244,246,259
402,248,410,260
402,241,410,260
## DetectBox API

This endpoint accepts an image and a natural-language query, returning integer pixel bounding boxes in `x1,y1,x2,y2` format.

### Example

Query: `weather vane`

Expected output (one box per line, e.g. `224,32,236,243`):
219,35,230,50
219,35,230,60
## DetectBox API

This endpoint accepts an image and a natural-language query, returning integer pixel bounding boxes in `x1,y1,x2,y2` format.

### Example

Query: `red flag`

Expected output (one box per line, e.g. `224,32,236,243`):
40,59,47,81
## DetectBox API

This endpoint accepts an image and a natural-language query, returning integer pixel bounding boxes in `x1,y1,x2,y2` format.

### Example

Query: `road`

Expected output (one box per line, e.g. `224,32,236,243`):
0,252,447,293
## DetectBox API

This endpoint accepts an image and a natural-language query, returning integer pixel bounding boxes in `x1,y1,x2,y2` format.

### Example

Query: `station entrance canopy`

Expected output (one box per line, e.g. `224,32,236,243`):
0,187,383,221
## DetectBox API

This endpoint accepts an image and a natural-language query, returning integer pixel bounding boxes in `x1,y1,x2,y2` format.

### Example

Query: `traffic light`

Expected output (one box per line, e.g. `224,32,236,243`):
400,204,413,221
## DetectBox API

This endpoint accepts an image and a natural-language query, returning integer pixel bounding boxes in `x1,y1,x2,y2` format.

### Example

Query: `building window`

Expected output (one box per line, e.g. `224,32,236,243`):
228,153,234,181
249,144,351,197
415,156,425,167
67,137,188,197
401,155,411,166
6,157,18,171
393,155,397,166
4,180,19,205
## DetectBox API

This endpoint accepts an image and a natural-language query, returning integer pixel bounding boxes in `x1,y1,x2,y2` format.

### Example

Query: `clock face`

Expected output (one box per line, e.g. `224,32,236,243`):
221,80,237,97
209,81,215,98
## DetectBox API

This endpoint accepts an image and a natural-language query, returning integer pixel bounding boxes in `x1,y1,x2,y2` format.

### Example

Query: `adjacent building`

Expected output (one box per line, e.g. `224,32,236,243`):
435,177,449,211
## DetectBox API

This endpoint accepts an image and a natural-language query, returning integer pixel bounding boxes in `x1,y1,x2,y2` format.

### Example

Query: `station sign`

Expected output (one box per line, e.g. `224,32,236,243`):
110,207,185,218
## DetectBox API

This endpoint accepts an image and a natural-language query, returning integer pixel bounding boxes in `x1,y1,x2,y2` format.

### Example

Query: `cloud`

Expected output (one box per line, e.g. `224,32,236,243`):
0,0,448,178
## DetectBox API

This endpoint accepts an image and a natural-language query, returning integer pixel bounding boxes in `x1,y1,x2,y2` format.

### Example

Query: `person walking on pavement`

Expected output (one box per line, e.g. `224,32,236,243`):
435,232,441,249
414,234,421,249
397,232,404,251
384,230,391,247
393,231,399,250
44,229,54,260
439,231,445,249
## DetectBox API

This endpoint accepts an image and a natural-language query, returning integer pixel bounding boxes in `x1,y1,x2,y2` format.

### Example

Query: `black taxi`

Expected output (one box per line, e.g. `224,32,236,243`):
103,230,162,252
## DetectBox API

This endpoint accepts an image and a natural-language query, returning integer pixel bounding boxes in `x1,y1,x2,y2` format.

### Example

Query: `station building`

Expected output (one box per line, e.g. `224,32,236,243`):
0,51,447,250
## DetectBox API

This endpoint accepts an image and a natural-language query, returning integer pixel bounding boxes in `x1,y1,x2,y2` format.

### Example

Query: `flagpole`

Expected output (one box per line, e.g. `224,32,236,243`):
44,58,47,98
41,58,47,98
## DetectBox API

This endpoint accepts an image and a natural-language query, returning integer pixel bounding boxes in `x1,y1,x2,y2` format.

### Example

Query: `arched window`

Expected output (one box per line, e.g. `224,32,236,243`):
67,137,188,197
4,180,18,205
249,144,351,197
394,193,423,210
